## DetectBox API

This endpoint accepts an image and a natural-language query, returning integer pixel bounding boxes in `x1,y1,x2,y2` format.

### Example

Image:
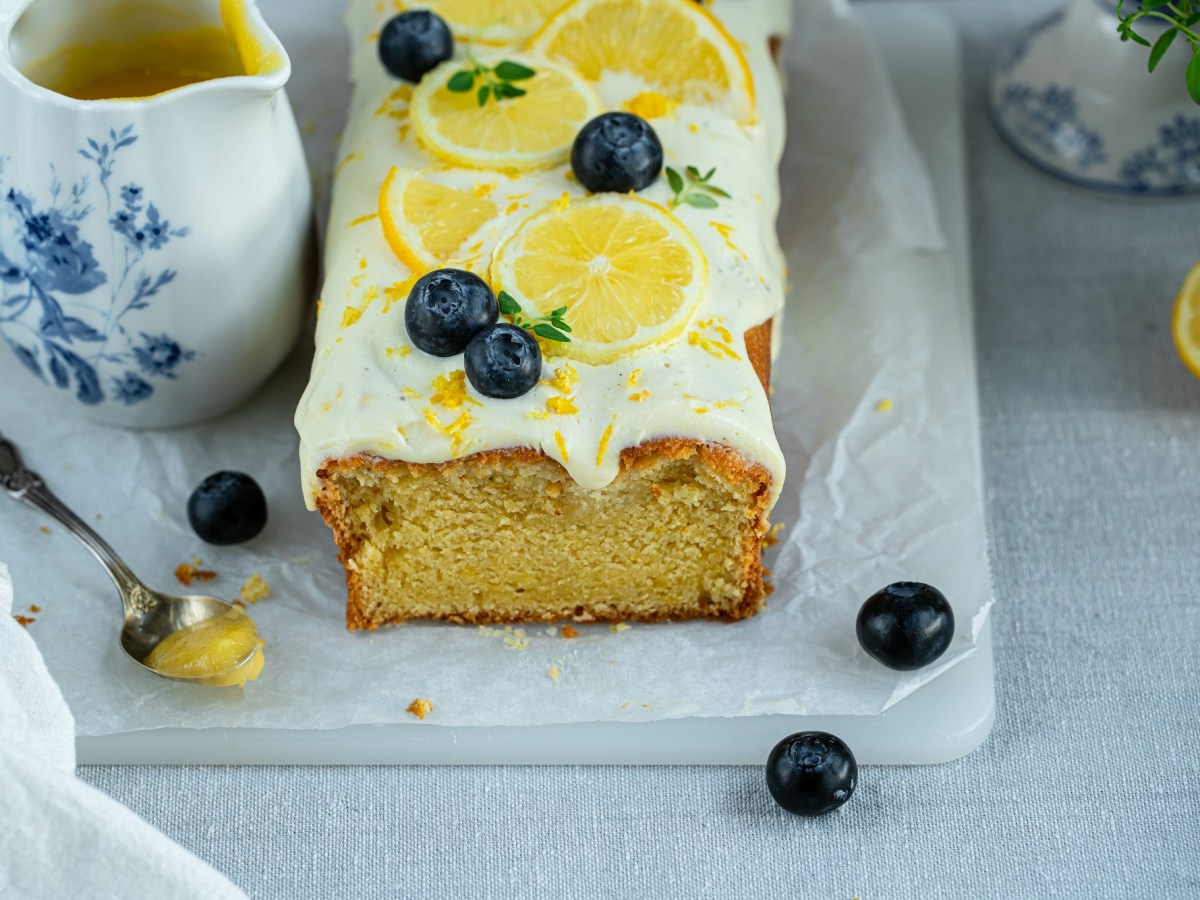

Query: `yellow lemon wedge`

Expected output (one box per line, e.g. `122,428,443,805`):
410,56,601,172
490,195,707,365
528,0,757,124
1172,260,1200,379
379,166,505,275
393,0,569,44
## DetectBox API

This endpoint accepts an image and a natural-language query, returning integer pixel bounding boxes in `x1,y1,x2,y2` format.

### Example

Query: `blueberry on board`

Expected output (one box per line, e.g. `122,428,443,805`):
570,112,664,193
378,11,454,83
464,323,541,399
766,731,858,817
856,581,955,671
405,269,499,357
187,472,267,546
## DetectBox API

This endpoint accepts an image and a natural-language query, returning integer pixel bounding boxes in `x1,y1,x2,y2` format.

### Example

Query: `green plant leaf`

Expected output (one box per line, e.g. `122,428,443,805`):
494,60,537,81
532,323,570,342
1149,26,1178,72
495,82,527,99
702,185,731,199
1187,52,1200,103
477,84,491,106
665,167,684,194
498,291,522,315
1126,25,1153,47
447,71,475,92
685,165,701,180
684,193,719,209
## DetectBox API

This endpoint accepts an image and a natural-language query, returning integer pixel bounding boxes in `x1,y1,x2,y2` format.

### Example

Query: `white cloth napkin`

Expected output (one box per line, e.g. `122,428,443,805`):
0,562,246,899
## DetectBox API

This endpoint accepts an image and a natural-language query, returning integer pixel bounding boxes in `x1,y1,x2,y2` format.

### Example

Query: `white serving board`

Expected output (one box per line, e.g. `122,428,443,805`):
71,2,995,766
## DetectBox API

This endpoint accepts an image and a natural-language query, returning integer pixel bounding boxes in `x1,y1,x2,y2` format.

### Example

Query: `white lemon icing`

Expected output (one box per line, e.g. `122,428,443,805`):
296,0,792,508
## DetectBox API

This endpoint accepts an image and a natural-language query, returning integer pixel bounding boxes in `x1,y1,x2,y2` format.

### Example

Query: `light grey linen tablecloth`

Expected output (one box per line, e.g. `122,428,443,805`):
79,2,1200,896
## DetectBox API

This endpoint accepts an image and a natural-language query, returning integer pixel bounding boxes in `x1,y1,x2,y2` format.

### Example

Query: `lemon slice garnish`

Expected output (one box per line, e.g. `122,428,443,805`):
528,0,757,124
410,55,601,173
379,166,509,275
490,195,707,365
393,0,570,44
1172,260,1200,379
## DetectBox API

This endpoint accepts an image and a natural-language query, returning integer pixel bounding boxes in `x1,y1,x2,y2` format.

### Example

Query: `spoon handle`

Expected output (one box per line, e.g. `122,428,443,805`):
1,434,143,597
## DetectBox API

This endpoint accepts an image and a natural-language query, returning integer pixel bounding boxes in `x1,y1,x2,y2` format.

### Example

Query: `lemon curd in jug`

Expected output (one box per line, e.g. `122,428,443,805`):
19,0,282,101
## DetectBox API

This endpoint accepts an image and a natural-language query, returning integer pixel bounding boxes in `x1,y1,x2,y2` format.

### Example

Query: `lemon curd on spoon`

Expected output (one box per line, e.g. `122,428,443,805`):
143,606,266,687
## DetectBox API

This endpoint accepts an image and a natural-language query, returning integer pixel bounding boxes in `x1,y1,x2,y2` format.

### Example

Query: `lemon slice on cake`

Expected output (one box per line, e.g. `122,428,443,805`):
528,0,757,124
379,166,507,274
490,195,707,365
1172,260,1200,379
410,56,601,172
393,0,569,44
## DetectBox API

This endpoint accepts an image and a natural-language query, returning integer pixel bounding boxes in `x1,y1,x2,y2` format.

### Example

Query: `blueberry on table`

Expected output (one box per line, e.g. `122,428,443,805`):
766,731,857,817
464,323,541,399
378,11,454,83
405,269,499,357
856,581,955,671
571,112,663,194
187,472,267,546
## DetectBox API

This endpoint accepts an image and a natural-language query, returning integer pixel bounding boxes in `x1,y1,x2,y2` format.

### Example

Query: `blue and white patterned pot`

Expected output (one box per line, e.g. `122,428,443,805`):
989,0,1200,196
0,0,313,428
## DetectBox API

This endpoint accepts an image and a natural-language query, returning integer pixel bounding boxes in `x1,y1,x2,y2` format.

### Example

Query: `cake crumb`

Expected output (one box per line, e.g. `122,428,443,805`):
875,398,894,412
406,698,433,720
13,615,35,627
239,574,270,604
232,599,247,609
477,625,529,651
610,622,631,633
175,562,217,587
38,527,49,535
29,605,41,613
547,665,560,682
561,625,579,639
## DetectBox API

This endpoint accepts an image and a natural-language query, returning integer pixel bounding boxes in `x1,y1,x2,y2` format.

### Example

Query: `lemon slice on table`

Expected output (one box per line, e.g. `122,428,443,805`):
1172,260,1200,379
410,56,601,172
393,0,569,44
527,0,757,124
379,166,508,274
490,195,708,365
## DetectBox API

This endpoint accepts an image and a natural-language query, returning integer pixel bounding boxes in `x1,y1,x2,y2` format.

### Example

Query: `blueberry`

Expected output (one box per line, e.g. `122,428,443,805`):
464,323,541,399
378,11,454,83
571,112,663,194
405,269,498,357
856,581,955,671
187,472,267,546
766,731,857,817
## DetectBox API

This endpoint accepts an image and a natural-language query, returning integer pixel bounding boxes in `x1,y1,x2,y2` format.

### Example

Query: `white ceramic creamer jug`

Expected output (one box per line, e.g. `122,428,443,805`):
0,0,313,427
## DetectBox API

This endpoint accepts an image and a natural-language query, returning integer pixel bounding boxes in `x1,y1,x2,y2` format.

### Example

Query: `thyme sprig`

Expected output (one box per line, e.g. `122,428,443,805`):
1116,0,1200,103
447,46,536,107
498,291,572,343
665,166,731,210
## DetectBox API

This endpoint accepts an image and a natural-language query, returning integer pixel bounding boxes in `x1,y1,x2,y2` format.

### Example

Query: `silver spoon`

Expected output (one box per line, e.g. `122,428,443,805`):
1,433,262,685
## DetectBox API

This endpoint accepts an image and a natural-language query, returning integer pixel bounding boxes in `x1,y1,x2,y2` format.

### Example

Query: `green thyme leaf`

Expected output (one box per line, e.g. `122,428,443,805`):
668,164,732,209
494,60,536,81
447,71,475,92
1187,52,1200,103
477,84,491,106
495,82,527,99
532,323,571,343
1149,27,1178,72
498,291,522,315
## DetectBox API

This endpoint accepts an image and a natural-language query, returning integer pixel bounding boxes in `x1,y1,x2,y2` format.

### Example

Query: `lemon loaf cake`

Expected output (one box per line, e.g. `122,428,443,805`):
296,0,791,628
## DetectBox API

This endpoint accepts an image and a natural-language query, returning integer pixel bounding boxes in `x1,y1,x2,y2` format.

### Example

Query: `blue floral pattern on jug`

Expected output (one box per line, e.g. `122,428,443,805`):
1118,116,1200,192
997,84,1107,172
0,125,195,407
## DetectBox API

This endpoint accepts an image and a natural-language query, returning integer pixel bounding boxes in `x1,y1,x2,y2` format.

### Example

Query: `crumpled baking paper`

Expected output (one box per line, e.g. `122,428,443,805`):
0,0,992,736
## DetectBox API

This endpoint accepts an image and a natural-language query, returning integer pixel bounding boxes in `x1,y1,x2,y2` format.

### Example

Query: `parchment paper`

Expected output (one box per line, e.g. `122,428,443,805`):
0,0,993,735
